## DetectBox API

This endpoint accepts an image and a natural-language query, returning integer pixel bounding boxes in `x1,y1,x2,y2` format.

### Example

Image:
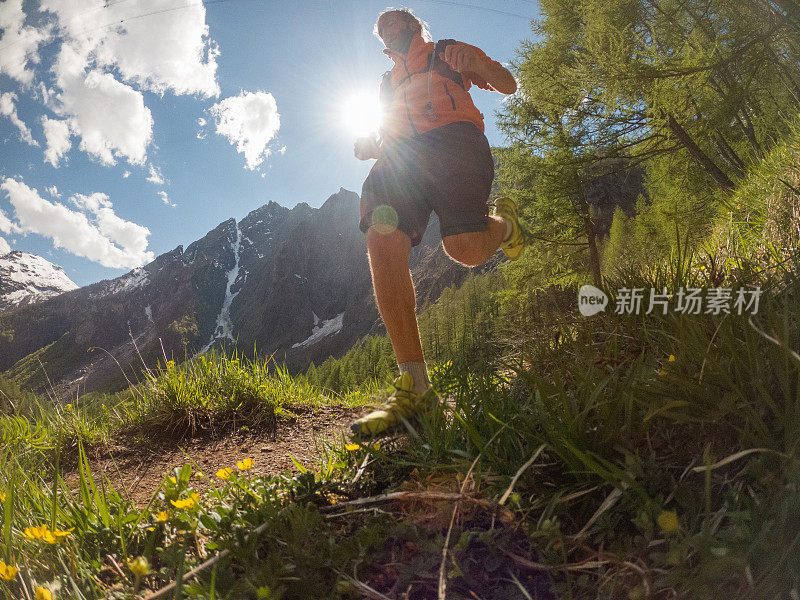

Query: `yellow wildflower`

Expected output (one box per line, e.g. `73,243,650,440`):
668,355,676,362
155,511,169,522
42,530,58,544
40,527,71,545
169,476,177,484
0,561,18,581
22,525,48,540
237,458,254,471
0,490,5,502
371,442,381,451
128,556,150,577
170,492,199,510
216,467,233,480
35,587,53,600
658,368,667,376
657,510,679,532
344,443,360,451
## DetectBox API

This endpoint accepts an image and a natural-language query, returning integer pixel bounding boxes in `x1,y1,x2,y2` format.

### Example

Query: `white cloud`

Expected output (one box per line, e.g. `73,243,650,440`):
41,116,72,166
22,0,220,168
279,145,286,155
37,83,54,106
46,185,60,198
0,236,10,254
210,91,280,170
41,0,219,97
1,178,154,269
196,116,207,139
0,92,38,146
146,164,164,185
158,190,176,207
0,0,50,86
49,43,153,166
122,170,131,178
0,208,22,235
72,192,151,255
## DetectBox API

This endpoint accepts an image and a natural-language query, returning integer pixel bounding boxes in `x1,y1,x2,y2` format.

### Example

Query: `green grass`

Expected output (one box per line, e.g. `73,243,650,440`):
0,263,798,598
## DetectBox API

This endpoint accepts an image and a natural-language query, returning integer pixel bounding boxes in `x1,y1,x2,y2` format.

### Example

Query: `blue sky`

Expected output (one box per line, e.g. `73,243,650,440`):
0,0,538,287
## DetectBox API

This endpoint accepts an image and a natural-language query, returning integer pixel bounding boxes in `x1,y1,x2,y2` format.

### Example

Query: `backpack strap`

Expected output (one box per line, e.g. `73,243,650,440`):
429,39,465,89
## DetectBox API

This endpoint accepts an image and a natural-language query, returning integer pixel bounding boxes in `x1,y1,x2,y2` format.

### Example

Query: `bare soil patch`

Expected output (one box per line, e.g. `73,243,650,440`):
65,404,363,506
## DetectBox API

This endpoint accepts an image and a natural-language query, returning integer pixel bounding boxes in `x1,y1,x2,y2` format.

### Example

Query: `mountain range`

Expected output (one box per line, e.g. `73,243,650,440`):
0,188,494,397
0,157,645,399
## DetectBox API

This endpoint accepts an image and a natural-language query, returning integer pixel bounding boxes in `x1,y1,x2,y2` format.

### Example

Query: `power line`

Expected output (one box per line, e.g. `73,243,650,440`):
418,0,534,20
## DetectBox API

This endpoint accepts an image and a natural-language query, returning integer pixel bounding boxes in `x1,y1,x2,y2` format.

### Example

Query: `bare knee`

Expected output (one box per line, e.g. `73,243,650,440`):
442,233,486,267
366,228,411,264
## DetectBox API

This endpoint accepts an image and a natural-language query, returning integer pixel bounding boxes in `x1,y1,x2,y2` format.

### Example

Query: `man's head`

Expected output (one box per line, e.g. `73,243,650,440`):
374,8,431,53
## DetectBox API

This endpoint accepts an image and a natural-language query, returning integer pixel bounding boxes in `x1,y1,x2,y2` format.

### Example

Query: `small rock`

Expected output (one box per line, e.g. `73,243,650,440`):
260,446,273,453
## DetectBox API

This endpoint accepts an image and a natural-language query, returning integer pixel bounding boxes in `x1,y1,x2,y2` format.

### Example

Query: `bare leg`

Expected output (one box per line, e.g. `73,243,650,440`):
442,215,506,267
365,227,424,364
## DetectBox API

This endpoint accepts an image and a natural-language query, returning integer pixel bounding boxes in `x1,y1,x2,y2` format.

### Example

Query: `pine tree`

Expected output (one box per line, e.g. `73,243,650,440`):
497,0,800,285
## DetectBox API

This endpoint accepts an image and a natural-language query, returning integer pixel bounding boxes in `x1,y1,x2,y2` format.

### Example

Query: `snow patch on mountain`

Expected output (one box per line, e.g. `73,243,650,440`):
292,312,345,348
103,267,149,296
0,251,78,311
201,223,243,353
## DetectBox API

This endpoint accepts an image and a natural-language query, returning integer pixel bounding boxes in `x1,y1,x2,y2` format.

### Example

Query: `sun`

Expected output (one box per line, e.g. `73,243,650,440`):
341,91,382,137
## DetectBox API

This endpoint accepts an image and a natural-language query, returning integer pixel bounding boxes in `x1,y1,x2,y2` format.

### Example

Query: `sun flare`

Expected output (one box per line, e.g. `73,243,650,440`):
341,91,382,137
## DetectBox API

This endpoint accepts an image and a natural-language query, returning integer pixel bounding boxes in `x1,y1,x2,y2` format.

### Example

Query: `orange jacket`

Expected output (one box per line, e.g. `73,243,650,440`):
378,34,502,143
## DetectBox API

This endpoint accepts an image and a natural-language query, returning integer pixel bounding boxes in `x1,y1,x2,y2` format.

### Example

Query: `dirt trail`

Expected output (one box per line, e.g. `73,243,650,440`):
67,405,363,506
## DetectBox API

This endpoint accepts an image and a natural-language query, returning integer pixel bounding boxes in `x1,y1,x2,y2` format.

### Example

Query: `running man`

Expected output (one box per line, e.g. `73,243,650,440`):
350,8,524,437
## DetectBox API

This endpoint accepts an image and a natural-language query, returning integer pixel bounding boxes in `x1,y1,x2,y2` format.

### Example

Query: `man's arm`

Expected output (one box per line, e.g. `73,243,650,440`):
440,44,517,95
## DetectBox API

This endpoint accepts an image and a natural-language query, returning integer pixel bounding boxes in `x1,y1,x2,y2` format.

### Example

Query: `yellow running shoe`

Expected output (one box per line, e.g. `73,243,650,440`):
350,372,439,438
493,197,526,261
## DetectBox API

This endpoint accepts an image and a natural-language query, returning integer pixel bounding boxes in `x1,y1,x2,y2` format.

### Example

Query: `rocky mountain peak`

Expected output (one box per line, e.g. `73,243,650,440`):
0,251,78,312
319,188,359,215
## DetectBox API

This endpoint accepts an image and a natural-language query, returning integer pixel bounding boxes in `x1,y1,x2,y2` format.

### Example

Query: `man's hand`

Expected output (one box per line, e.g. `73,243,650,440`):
439,43,517,95
439,44,482,73
354,136,381,161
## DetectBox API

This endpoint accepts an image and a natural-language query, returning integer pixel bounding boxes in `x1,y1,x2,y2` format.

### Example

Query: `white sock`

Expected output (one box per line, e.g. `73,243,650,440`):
503,217,513,242
398,361,431,395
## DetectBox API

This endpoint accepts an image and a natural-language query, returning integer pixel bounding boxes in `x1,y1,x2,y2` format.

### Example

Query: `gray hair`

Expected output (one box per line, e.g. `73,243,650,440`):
373,7,432,43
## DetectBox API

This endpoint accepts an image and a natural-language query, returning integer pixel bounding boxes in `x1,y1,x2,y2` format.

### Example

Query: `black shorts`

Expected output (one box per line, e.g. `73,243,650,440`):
359,121,495,247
